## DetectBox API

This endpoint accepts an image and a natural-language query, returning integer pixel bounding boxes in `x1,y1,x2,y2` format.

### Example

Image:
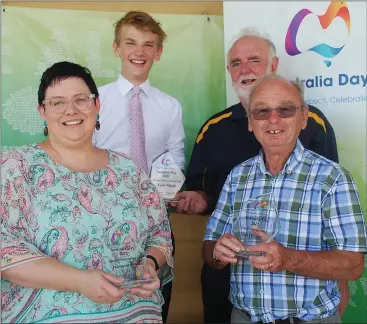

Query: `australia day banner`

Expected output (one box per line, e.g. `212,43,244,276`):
224,1,366,323
1,5,226,165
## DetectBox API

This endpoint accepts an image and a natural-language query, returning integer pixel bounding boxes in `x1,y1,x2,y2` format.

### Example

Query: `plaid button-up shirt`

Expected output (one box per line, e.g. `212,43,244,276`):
204,140,367,323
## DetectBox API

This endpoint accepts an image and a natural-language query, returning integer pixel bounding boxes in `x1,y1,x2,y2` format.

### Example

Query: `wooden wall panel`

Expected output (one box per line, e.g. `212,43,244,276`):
168,212,210,323
2,1,223,15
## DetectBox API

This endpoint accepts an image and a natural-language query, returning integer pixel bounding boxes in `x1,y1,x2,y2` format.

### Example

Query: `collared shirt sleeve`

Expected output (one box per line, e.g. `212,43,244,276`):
322,168,367,252
166,99,185,170
203,173,234,241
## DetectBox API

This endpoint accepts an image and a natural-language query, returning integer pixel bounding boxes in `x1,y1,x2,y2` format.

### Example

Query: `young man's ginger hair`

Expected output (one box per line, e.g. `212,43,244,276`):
114,11,167,48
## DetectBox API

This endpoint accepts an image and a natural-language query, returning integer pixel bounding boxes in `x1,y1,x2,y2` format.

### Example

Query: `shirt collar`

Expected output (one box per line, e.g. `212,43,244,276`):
231,102,247,120
257,139,305,176
116,74,152,97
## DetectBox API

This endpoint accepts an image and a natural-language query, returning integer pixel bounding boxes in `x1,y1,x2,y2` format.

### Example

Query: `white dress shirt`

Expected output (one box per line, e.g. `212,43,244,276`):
93,75,185,170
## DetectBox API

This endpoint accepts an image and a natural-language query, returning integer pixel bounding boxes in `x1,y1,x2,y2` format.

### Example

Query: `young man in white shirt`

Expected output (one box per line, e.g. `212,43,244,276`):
93,11,185,323
94,11,185,171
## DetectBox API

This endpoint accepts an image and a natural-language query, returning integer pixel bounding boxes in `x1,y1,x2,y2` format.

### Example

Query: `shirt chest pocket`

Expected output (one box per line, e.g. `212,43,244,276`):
277,208,324,251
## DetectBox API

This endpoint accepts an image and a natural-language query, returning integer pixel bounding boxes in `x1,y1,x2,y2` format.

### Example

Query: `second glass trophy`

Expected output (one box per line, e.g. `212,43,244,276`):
149,151,185,202
233,192,280,259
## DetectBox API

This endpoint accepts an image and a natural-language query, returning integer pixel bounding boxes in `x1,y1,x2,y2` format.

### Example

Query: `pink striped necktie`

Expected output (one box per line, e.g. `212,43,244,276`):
128,86,149,173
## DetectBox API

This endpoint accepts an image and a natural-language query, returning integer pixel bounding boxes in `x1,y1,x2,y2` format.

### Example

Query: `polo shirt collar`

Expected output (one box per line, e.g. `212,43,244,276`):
116,74,152,97
258,139,305,176
231,102,247,120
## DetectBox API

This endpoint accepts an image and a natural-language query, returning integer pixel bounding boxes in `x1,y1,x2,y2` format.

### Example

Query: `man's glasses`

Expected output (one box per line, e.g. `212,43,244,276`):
248,105,301,120
42,93,96,114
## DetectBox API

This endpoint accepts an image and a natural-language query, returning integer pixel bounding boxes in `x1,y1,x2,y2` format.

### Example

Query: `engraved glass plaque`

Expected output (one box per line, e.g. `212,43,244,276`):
233,193,280,258
117,252,155,288
149,151,185,201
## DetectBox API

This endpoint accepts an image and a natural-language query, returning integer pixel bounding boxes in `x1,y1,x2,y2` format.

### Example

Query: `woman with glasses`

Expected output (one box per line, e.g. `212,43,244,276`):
1,61,173,323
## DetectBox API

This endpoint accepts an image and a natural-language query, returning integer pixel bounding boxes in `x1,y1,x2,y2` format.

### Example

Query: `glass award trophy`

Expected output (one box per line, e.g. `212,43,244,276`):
233,193,280,259
116,252,155,288
149,151,185,202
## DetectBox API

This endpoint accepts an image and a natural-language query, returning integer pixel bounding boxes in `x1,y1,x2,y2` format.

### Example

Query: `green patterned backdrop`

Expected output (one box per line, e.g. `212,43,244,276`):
1,5,226,165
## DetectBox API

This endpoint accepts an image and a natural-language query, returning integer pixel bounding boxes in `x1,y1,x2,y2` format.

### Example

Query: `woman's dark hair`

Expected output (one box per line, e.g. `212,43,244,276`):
38,61,99,105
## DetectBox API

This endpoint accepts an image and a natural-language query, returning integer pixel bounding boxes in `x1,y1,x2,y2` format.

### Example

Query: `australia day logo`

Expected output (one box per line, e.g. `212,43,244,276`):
161,157,172,167
254,201,267,210
285,1,350,67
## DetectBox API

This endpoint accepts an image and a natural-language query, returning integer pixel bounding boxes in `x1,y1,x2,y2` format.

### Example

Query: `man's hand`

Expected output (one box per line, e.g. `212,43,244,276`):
249,237,351,314
246,231,288,272
214,233,245,264
169,191,208,214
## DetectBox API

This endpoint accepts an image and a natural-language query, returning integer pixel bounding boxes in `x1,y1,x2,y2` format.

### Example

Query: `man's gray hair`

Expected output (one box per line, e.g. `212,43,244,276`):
227,27,277,65
247,74,306,112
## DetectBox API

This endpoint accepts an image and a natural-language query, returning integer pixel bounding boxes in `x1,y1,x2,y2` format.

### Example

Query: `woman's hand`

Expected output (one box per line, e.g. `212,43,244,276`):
77,270,126,304
129,259,160,298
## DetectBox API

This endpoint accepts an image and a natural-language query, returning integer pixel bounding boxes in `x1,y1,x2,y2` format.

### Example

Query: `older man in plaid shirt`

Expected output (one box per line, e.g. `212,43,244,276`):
203,74,367,324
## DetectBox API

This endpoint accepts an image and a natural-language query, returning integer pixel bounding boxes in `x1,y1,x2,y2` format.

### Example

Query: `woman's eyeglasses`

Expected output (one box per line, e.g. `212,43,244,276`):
42,93,95,114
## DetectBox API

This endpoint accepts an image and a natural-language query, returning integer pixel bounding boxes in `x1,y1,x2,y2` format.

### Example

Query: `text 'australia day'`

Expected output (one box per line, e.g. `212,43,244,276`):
301,74,367,88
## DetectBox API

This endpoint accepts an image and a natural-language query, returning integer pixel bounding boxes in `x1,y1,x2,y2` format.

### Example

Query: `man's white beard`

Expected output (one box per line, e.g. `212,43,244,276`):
232,64,273,104
233,84,251,102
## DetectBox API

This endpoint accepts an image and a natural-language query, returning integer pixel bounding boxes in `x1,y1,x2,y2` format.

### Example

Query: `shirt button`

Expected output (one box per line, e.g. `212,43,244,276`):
287,169,292,175
260,290,264,294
